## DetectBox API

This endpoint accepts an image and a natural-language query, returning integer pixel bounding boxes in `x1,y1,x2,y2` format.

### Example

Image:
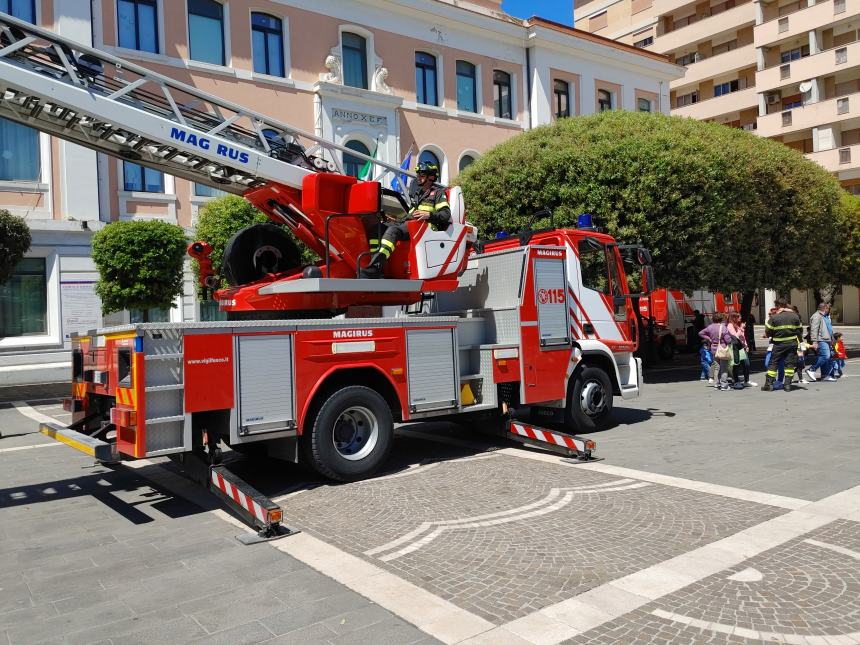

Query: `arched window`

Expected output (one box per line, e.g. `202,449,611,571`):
415,52,438,106
187,0,225,65
493,70,512,119
343,140,370,178
251,12,284,77
342,32,368,89
598,89,613,112
459,155,476,173
456,61,477,113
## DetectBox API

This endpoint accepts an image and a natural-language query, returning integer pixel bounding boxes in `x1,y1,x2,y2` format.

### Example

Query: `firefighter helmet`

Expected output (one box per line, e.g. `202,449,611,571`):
416,161,439,176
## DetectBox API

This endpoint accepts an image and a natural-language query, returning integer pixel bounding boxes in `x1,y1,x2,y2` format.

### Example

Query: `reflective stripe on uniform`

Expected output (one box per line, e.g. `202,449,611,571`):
368,238,379,250
434,201,449,211
380,239,395,250
772,337,799,342
766,324,801,331
416,204,434,212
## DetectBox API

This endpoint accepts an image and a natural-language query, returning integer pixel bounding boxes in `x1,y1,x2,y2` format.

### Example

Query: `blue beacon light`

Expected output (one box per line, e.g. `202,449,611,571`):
577,213,594,229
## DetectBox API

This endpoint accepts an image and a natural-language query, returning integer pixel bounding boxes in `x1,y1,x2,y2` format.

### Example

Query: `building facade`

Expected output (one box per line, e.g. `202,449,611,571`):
574,0,860,323
0,0,680,385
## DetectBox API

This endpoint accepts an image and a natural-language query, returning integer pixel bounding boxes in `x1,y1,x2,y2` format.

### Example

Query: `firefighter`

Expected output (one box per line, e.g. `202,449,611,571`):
761,297,803,391
360,161,450,279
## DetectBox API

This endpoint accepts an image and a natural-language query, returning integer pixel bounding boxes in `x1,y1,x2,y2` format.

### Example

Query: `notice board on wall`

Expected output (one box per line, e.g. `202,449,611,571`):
61,281,102,340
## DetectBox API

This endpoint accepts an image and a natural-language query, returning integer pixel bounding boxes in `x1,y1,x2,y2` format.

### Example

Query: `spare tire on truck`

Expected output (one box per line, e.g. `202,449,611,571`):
222,223,301,286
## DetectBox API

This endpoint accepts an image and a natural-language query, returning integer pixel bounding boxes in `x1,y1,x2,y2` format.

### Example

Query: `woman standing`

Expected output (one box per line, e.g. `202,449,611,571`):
727,312,751,389
699,313,733,389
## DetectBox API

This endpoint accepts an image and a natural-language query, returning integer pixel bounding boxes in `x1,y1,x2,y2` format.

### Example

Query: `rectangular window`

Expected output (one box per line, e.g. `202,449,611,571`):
456,60,477,113
835,0,846,13
714,80,740,97
0,257,47,337
0,118,39,181
117,0,159,53
598,88,613,111
554,80,570,119
589,11,608,30
633,36,654,48
780,64,791,79
675,52,700,66
342,32,368,89
251,12,284,77
780,45,809,63
0,0,35,22
840,147,851,163
188,0,224,65
782,111,792,126
676,91,699,107
493,70,512,119
836,47,848,64
778,17,789,33
838,97,850,114
638,97,652,112
415,51,438,106
199,300,227,321
130,308,169,323
711,39,737,56
194,182,225,197
123,161,164,192
782,98,802,109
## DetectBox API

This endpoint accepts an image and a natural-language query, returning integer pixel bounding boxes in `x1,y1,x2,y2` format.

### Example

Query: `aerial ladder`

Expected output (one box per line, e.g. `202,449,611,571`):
0,11,477,318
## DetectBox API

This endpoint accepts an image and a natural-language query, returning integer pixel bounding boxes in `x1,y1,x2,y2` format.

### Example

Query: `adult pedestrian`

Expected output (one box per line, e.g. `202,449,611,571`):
727,312,752,389
699,312,732,388
806,302,837,382
762,298,802,391
745,313,757,352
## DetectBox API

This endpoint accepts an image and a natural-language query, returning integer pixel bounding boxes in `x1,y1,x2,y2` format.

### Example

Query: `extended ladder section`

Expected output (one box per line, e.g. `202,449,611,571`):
0,11,410,195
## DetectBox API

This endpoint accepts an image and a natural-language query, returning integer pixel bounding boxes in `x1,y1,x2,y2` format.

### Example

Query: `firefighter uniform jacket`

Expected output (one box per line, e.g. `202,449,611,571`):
409,186,451,231
765,309,802,345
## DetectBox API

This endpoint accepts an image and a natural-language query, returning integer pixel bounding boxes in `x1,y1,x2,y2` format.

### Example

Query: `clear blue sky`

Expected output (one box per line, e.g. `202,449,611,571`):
501,0,574,25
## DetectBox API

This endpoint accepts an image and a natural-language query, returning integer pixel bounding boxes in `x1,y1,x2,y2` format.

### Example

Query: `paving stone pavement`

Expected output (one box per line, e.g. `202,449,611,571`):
279,452,786,625
0,431,437,645
563,519,860,644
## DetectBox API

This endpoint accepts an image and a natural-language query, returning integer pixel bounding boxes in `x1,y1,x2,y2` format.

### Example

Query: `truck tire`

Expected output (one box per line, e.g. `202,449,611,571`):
302,386,393,481
659,336,675,360
566,366,613,432
222,223,301,286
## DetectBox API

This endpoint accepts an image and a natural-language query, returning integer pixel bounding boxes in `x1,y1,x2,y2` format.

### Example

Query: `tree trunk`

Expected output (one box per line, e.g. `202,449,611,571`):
740,290,755,322
141,308,149,323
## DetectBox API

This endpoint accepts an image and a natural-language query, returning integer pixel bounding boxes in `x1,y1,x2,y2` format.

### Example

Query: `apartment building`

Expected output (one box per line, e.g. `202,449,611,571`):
0,0,681,385
574,0,860,324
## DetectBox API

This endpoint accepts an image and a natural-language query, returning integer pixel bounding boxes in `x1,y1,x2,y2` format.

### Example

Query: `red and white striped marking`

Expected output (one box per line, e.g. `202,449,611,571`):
510,422,588,453
210,470,271,525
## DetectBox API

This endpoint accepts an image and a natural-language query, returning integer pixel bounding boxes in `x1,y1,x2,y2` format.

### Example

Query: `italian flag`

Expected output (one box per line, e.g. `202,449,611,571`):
359,144,378,181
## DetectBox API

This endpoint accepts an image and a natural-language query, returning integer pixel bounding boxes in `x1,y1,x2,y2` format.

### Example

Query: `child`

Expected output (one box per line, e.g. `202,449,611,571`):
699,340,713,381
833,332,847,377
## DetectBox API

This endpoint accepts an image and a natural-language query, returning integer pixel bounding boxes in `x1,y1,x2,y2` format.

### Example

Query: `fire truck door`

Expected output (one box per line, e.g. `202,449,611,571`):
575,239,628,343
523,256,570,397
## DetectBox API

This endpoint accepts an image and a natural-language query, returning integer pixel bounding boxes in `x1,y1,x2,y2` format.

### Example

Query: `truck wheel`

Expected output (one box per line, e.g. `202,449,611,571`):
566,366,613,432
659,337,675,360
222,223,301,286
302,386,393,481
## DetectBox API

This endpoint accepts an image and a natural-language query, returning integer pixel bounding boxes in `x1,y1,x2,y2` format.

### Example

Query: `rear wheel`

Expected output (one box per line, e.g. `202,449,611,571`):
566,366,613,432
222,223,301,286
301,386,393,481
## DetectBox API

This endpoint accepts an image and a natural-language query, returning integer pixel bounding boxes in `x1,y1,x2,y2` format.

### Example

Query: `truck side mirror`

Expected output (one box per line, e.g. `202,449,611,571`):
641,266,656,294
636,248,652,266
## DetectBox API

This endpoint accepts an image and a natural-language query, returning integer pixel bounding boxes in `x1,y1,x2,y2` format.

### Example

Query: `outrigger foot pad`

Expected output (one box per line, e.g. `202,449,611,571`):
236,524,300,545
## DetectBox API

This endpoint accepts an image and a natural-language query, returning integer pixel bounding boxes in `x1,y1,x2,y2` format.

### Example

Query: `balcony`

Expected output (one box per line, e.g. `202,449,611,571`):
806,143,860,175
757,91,860,136
673,85,758,119
671,44,756,88
653,3,755,54
758,41,860,93
755,0,860,47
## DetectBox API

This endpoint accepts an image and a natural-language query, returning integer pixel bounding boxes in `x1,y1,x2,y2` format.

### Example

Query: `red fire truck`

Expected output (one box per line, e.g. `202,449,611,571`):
639,289,741,358
1,13,653,537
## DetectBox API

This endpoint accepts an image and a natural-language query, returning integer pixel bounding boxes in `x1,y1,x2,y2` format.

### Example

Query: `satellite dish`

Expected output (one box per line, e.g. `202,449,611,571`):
799,81,813,93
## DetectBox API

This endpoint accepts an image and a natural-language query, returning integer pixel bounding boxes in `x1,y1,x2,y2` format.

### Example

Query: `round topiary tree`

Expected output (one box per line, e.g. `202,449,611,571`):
0,209,32,285
192,194,315,292
91,219,187,321
457,111,844,310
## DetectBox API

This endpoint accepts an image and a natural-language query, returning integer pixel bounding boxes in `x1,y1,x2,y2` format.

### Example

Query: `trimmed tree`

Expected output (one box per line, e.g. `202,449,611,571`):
192,194,314,292
91,220,187,321
0,209,32,285
835,192,860,288
457,111,844,317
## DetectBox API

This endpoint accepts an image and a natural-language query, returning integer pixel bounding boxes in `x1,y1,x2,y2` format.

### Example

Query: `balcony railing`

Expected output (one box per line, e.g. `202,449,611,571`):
653,2,755,53
756,0,860,47
758,91,860,136
758,39,860,93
